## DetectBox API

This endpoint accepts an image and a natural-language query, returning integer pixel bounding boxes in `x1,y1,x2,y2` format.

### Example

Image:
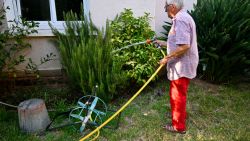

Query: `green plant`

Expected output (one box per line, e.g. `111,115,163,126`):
111,9,163,84
0,6,55,78
50,12,125,102
188,0,250,83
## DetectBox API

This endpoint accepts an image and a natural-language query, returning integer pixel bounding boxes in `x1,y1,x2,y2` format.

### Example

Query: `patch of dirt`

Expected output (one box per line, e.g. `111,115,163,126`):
142,109,158,117
38,130,63,140
119,116,135,131
192,78,220,94
124,116,134,125
134,135,148,141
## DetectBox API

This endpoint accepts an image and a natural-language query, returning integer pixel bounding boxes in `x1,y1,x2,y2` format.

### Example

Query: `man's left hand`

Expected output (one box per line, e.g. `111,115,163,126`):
160,57,170,65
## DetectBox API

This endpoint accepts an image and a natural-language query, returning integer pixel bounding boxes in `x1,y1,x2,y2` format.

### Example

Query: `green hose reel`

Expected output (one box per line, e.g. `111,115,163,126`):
69,95,107,132
47,94,121,133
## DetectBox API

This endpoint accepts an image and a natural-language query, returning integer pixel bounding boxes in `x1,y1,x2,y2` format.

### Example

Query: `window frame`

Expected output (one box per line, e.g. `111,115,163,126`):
4,0,90,36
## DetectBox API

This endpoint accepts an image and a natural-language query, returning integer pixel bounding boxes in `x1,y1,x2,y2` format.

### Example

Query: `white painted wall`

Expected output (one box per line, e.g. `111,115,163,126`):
90,0,156,31
13,37,62,76
90,0,197,37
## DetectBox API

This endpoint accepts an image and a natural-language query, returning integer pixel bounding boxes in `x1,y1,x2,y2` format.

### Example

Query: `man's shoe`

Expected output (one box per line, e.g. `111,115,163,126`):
163,124,186,134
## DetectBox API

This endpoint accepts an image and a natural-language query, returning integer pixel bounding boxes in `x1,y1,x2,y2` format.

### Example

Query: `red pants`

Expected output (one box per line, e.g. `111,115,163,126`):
169,77,190,131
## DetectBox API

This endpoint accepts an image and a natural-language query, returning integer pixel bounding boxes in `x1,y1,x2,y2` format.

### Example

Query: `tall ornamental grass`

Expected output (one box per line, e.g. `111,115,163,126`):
50,12,125,102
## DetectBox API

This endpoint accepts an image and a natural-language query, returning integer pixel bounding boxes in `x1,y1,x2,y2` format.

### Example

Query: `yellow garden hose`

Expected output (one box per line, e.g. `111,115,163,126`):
79,46,166,141
79,64,165,141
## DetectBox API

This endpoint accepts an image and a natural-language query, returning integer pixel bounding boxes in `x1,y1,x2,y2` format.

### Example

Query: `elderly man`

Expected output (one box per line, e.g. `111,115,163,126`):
154,0,199,134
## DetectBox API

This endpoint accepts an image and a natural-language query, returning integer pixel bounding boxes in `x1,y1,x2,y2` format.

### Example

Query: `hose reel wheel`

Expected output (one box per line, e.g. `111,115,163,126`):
69,95,107,132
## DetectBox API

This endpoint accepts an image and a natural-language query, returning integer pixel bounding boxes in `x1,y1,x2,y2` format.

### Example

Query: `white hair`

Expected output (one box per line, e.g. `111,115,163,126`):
166,0,184,9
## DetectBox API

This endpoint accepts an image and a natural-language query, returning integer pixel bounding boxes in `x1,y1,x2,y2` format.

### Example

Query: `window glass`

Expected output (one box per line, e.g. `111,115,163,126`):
20,0,51,21
55,0,83,21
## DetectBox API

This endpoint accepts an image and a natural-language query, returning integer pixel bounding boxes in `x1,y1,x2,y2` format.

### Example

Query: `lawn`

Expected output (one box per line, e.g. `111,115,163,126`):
0,78,249,141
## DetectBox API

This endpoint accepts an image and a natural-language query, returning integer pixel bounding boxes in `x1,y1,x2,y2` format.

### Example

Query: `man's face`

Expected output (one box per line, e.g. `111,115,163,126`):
164,2,175,18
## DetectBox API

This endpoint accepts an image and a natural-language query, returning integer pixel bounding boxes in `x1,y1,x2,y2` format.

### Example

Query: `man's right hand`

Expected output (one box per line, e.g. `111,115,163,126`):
153,40,167,47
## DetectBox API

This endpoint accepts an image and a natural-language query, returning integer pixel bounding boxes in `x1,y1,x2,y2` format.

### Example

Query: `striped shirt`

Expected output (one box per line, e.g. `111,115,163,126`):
166,9,199,80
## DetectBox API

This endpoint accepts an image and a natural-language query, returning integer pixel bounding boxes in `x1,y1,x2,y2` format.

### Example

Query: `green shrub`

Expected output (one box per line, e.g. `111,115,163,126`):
189,0,250,83
111,9,163,84
50,12,125,102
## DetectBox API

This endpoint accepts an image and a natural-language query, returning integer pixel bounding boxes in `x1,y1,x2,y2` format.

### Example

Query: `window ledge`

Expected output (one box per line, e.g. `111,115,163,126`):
28,29,64,37
7,21,65,37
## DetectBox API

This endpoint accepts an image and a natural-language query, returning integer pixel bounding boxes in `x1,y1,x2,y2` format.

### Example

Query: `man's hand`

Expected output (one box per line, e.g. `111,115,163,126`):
160,56,170,65
153,40,167,47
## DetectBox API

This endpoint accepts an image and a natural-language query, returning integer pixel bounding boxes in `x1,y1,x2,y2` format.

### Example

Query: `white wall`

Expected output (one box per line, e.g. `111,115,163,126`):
13,37,62,76
90,0,197,37
90,0,156,31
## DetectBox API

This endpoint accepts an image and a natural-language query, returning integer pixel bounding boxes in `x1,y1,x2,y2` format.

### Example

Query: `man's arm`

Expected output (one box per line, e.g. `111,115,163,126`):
160,44,190,65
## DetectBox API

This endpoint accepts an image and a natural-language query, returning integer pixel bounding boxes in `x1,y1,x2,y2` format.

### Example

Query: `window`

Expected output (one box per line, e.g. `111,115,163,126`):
20,0,51,21
55,0,83,21
4,0,90,36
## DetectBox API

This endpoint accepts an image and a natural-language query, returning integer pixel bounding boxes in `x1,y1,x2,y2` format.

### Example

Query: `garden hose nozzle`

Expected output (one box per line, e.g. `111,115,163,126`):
146,39,154,44
112,37,161,53
146,38,161,49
